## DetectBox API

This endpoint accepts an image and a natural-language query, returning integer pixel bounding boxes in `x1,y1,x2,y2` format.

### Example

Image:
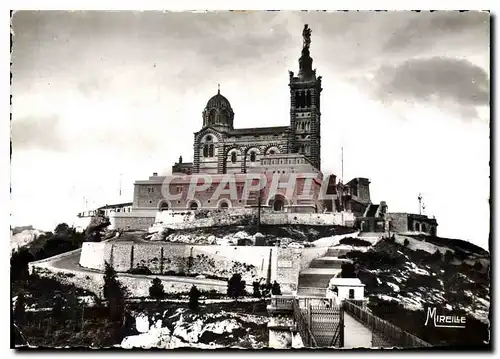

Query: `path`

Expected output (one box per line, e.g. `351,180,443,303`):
343,312,373,348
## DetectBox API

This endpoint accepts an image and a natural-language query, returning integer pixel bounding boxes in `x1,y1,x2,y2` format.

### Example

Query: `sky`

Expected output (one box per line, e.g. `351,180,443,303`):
10,10,490,249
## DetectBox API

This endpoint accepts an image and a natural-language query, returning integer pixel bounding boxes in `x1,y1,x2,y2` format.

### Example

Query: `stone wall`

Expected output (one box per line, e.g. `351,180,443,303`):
109,211,156,231
275,248,302,293
79,241,324,293
81,241,277,285
153,208,355,231
386,213,409,233
30,265,229,298
79,242,106,270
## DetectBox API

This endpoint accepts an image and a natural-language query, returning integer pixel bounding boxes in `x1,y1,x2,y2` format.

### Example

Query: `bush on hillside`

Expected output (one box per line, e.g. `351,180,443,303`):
339,237,372,247
149,277,165,301
227,273,246,299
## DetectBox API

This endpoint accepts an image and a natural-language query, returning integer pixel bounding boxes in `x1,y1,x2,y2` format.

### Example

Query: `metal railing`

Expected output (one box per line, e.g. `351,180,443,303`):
269,295,295,311
343,300,432,348
293,298,318,348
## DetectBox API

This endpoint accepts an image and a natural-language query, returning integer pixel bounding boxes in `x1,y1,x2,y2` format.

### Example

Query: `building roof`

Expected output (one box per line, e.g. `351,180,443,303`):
97,202,133,210
205,91,233,111
329,278,365,287
228,126,289,136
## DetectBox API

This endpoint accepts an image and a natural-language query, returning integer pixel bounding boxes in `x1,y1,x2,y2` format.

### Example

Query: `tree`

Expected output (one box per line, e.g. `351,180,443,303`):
430,249,442,262
271,281,282,295
188,285,201,311
10,247,34,282
252,281,262,298
403,238,410,247
149,278,165,301
340,263,356,278
227,273,246,299
444,250,454,264
103,261,126,321
54,223,71,235
14,292,26,324
52,294,64,321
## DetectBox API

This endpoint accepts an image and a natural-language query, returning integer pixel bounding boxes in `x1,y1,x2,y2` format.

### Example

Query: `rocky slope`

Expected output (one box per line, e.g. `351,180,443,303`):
145,224,357,247
121,302,269,349
342,233,490,346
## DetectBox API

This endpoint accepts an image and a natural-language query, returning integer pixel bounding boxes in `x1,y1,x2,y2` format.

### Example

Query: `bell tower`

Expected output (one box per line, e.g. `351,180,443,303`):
288,24,322,171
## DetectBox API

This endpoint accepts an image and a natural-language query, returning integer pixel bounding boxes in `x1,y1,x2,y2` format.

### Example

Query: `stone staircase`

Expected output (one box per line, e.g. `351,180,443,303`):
297,247,353,295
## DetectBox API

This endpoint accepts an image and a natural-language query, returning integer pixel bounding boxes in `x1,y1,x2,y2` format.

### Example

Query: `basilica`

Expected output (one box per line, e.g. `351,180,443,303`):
132,25,359,215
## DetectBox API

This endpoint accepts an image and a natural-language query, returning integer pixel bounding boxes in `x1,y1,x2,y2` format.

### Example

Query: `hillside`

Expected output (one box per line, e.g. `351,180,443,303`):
10,227,45,252
341,234,490,347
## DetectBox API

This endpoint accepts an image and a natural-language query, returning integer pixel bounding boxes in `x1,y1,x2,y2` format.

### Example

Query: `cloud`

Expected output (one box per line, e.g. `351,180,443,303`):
372,57,490,119
11,115,66,151
383,11,490,54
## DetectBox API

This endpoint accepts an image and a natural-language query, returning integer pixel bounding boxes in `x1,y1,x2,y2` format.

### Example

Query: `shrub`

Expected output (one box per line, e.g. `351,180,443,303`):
128,266,152,275
149,277,165,301
188,285,201,311
271,281,282,295
339,237,372,247
227,273,246,299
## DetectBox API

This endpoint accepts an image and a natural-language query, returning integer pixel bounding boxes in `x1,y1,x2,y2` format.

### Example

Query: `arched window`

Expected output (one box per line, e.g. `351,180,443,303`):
421,224,427,233
208,111,216,126
306,91,312,107
415,222,421,232
231,152,237,163
189,202,199,210
158,200,169,212
250,152,256,162
219,202,229,210
202,135,214,158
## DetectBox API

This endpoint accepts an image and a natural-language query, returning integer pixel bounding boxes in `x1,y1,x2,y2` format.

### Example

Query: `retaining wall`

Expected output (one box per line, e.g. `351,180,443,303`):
77,241,328,294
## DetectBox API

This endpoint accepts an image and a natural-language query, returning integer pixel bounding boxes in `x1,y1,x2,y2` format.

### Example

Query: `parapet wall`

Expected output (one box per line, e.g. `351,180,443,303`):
109,211,156,230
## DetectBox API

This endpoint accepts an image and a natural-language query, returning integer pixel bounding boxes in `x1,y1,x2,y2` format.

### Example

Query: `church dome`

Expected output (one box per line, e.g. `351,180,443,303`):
206,92,232,110
202,87,234,130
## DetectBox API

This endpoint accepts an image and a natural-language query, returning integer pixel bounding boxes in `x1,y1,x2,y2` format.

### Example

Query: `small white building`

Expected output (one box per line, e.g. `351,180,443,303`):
326,278,365,304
